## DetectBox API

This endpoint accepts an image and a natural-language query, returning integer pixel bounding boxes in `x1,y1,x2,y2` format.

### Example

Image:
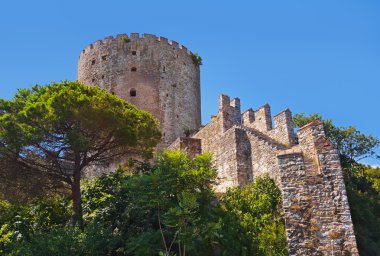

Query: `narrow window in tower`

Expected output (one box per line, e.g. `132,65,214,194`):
131,67,137,72
130,88,137,97
163,66,166,72
132,51,137,55
102,55,107,61
101,75,105,79
92,78,95,82
92,59,96,65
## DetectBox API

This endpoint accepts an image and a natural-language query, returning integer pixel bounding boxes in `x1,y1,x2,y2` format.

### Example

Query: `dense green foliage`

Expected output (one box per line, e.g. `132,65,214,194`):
293,113,380,256
219,177,288,256
0,151,287,255
0,81,161,225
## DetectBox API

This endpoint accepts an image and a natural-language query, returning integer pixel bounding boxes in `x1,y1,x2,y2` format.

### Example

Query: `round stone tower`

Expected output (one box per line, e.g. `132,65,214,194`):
78,33,201,146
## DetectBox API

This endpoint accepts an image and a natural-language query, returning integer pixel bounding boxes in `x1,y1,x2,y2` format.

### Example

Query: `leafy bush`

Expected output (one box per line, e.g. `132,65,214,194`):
191,53,203,65
1,151,288,255
219,176,288,256
122,36,131,43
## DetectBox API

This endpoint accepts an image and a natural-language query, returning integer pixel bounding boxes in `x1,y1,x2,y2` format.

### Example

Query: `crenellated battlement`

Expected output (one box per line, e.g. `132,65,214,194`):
218,94,242,132
79,33,194,58
204,94,296,146
241,103,294,146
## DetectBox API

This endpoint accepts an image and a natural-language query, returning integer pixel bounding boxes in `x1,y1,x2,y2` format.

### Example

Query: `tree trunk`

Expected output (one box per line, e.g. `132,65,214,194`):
71,167,84,229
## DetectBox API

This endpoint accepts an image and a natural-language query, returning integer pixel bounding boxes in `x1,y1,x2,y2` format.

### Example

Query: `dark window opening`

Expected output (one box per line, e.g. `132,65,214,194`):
163,66,166,72
166,93,169,97
130,88,137,97
101,75,105,79
102,55,107,61
176,115,179,118
91,60,96,65
132,51,137,55
131,67,137,72
92,78,95,82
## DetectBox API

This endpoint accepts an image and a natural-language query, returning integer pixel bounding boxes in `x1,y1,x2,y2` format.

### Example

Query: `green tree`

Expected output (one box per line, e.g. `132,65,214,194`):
219,176,288,256
123,151,218,256
0,81,161,227
293,113,379,169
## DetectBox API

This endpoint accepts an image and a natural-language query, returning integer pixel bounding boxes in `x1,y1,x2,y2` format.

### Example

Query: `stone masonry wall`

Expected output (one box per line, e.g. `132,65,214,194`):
192,94,288,191
192,95,247,191
242,105,295,147
167,137,202,159
170,94,359,255
278,122,358,255
78,33,201,146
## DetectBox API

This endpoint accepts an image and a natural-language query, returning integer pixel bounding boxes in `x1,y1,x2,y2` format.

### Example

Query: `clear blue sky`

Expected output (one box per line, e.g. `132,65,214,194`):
0,0,379,165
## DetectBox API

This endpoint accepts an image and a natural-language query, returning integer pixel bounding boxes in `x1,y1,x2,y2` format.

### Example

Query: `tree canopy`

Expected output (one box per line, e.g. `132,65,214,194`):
293,113,379,165
0,81,161,226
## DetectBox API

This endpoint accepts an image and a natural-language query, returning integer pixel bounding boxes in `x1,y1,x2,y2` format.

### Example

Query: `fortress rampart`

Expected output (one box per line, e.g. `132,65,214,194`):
170,95,359,255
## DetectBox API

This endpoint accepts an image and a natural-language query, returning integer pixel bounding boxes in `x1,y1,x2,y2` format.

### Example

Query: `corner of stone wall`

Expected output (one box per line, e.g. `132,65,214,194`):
218,94,241,132
278,120,359,255
271,109,295,146
167,137,202,159
277,151,311,255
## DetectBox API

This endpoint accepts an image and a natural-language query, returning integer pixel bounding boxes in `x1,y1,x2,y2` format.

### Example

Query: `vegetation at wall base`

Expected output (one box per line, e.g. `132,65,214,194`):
0,151,288,255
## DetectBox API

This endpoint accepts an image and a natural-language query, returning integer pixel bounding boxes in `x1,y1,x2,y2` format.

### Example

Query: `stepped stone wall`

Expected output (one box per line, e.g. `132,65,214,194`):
170,94,359,255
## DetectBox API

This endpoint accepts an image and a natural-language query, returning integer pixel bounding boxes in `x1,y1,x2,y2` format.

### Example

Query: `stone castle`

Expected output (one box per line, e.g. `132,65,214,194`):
78,33,359,255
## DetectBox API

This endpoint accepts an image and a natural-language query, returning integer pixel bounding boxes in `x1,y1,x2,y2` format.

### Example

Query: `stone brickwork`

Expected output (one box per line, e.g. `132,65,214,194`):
170,94,359,255
167,137,201,159
78,34,359,255
78,33,201,146
278,126,359,255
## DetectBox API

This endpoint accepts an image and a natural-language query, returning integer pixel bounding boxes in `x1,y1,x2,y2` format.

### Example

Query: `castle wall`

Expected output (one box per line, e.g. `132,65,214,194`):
242,105,295,147
245,129,283,182
193,121,243,191
171,94,359,255
167,137,202,159
192,95,286,191
78,33,201,146
278,122,358,255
